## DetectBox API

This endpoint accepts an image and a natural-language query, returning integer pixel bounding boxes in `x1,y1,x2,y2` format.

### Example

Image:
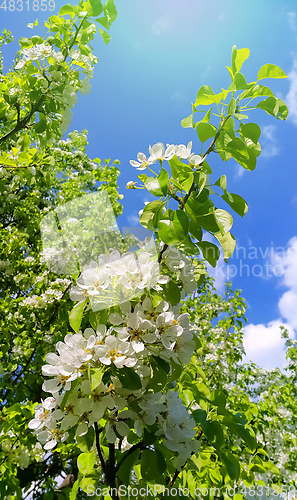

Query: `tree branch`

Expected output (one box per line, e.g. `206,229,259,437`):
115,440,145,473
94,423,105,471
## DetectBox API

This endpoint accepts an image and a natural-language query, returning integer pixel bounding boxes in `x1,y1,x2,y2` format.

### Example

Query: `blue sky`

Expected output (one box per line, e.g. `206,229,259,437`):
1,0,297,369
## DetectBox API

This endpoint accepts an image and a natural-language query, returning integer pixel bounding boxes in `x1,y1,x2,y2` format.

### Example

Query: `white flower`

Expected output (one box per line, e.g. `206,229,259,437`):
126,181,136,189
148,142,175,163
28,397,57,431
172,330,196,365
189,153,203,167
35,426,68,450
117,312,156,352
95,335,137,368
130,152,152,170
175,141,192,159
80,78,92,96
105,410,131,443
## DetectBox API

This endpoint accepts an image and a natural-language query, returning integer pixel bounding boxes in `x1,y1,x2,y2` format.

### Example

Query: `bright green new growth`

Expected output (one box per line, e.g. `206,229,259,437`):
136,45,288,266
0,5,293,499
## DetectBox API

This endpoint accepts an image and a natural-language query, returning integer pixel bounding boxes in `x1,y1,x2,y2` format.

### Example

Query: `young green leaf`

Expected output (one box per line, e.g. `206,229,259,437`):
257,63,287,81
69,299,86,333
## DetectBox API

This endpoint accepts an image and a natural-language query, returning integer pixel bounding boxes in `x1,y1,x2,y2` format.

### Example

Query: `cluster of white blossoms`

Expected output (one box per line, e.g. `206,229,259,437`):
1,430,45,469
161,245,197,293
70,243,163,309
15,42,96,137
69,244,197,310
20,278,71,309
29,292,198,466
15,43,54,69
130,141,203,170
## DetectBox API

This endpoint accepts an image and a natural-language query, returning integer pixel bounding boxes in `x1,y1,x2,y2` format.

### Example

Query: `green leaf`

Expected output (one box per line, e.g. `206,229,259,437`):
80,475,99,494
240,122,261,143
192,409,207,424
76,426,95,452
144,177,163,197
117,448,140,485
223,418,257,451
231,73,255,91
146,358,168,392
69,300,86,333
197,122,216,143
221,450,240,480
59,4,74,15
139,200,164,230
70,480,80,500
201,108,212,123
161,280,181,306
226,137,256,171
210,389,226,408
195,85,215,106
228,97,236,115
216,128,234,162
90,367,104,390
169,155,192,179
181,114,194,128
115,366,142,390
169,359,182,382
257,63,287,81
201,420,225,450
144,168,168,197
77,452,95,475
34,120,46,134
189,220,202,241
98,29,111,44
89,0,103,16
214,231,236,260
214,209,233,235
215,174,227,193
221,192,248,217
275,98,289,120
256,96,278,116
158,210,189,245
141,449,166,482
197,241,220,267
103,0,117,23
226,65,233,80
232,46,250,75
152,355,170,374
180,172,194,194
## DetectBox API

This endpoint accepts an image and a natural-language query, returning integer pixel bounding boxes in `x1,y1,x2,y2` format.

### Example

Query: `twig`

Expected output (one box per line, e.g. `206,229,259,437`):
115,440,145,472
94,423,105,471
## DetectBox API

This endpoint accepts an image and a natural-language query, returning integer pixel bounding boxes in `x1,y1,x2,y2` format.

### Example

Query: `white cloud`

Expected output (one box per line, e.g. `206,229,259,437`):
279,291,297,329
243,320,294,369
243,237,297,369
271,236,297,328
272,236,297,293
261,125,280,158
286,57,297,126
171,91,187,103
287,11,297,32
234,164,245,179
127,213,140,225
206,253,227,294
151,15,172,36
